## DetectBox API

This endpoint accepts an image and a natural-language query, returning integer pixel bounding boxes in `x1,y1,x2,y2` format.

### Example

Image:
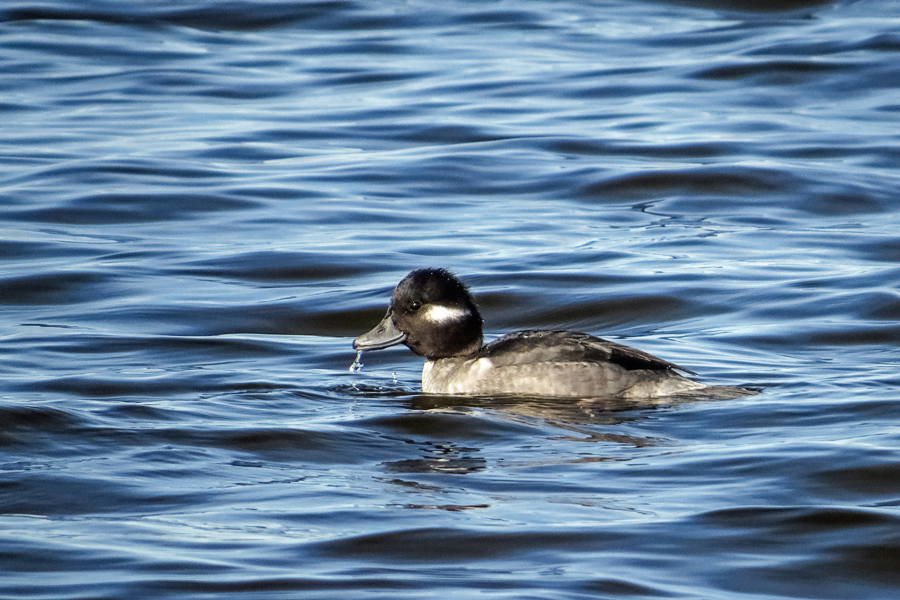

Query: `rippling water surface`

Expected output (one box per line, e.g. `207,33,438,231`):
2,0,900,597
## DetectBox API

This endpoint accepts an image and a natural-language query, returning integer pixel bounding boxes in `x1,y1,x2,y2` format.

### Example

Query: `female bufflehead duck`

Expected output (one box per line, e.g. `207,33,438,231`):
353,268,709,398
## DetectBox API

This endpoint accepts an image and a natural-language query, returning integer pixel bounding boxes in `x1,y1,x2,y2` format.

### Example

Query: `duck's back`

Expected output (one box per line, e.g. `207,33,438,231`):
422,330,705,398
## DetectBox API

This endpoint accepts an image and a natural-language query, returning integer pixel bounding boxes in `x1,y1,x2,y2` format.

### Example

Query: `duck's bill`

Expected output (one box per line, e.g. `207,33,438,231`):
353,310,407,351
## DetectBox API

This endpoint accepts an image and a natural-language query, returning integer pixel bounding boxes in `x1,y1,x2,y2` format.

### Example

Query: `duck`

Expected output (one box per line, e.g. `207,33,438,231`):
353,268,711,398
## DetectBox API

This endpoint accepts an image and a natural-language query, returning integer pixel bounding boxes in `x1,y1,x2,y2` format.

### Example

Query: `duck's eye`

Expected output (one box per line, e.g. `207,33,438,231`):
410,300,422,312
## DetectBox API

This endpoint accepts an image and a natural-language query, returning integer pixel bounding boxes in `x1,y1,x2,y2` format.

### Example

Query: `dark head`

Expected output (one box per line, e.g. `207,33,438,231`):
353,268,484,360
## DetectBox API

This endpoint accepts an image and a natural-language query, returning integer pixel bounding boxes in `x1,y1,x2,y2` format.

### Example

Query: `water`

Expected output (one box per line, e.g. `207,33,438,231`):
350,350,364,372
2,0,900,597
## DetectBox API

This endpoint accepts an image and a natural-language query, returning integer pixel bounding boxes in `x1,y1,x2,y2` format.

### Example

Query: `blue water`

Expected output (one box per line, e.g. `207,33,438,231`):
2,0,900,597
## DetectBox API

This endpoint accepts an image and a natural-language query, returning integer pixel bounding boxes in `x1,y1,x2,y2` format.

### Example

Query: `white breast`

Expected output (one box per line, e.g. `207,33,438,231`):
422,357,494,394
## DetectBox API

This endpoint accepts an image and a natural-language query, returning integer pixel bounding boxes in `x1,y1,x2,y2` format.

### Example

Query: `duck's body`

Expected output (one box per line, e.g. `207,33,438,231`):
353,268,708,399
421,330,704,397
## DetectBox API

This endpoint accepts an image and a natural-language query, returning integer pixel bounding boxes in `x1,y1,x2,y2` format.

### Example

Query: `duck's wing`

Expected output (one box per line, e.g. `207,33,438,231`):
477,330,697,376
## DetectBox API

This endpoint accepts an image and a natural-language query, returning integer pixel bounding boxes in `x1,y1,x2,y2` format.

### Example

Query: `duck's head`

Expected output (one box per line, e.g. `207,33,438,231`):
353,268,484,360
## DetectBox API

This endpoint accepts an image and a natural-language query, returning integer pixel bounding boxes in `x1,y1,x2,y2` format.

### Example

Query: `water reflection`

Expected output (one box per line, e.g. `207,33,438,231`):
407,387,753,425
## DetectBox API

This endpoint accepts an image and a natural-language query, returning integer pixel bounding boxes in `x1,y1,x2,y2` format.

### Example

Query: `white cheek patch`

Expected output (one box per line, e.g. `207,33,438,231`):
422,304,470,324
